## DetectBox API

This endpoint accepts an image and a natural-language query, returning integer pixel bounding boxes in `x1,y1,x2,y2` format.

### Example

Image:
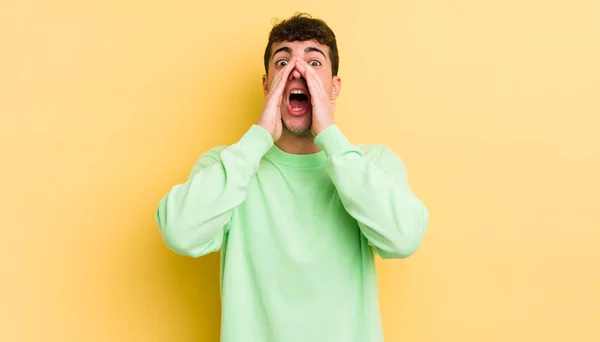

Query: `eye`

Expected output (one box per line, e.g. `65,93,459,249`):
309,60,321,67
276,59,289,67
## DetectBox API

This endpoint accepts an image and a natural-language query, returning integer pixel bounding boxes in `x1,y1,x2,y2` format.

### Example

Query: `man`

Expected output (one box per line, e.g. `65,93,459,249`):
155,13,429,342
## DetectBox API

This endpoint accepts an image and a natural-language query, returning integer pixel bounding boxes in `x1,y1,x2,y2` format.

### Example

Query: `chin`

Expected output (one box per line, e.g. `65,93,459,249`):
283,121,312,135
282,109,313,135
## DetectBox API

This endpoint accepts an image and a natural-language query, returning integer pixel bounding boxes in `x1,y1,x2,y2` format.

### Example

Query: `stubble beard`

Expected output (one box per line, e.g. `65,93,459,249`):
282,120,312,136
281,110,313,136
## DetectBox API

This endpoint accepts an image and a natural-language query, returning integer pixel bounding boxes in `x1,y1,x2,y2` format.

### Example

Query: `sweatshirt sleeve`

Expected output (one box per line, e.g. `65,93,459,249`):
314,125,430,259
155,125,273,258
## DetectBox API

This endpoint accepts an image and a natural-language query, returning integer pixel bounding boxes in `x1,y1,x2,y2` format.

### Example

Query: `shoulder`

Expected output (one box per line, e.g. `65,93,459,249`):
357,143,401,161
198,145,229,163
356,143,408,172
187,145,229,179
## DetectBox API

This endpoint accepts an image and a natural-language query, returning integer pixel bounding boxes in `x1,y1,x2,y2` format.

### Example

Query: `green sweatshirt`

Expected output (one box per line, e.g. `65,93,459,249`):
155,124,429,342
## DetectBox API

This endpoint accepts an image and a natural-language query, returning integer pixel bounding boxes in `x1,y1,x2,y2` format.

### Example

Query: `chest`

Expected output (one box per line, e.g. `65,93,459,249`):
229,163,363,264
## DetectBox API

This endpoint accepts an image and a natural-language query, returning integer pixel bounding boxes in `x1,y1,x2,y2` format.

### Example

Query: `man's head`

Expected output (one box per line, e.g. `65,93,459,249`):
262,13,341,136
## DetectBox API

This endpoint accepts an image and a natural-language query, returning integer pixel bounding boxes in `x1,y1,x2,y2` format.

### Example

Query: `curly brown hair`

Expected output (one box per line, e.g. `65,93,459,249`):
263,13,339,76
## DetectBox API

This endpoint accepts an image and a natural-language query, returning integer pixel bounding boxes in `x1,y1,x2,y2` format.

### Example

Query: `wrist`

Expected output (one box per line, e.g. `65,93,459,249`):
314,124,356,157
313,120,334,137
256,120,274,138
240,125,274,153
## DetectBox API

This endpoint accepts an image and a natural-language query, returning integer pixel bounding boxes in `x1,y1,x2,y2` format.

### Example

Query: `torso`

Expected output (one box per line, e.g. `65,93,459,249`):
218,150,384,342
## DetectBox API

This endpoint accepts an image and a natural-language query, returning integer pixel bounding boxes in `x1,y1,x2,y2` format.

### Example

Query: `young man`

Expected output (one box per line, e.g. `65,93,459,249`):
155,13,429,342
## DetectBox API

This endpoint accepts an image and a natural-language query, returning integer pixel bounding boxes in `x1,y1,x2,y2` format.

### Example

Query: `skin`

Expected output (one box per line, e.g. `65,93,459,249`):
257,40,342,155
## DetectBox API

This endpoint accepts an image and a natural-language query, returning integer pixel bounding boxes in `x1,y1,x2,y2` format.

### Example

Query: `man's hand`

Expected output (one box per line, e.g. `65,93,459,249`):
295,59,335,136
257,56,297,142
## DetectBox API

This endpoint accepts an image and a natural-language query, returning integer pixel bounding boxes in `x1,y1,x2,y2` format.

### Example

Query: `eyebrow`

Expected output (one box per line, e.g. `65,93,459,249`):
271,46,327,60
305,47,326,59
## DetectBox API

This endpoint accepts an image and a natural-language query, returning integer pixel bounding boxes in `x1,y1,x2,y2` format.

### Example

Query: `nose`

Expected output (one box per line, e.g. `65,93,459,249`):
289,67,302,80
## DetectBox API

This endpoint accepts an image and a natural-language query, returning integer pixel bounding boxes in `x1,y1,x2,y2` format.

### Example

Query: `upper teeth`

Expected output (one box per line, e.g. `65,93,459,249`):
291,89,305,94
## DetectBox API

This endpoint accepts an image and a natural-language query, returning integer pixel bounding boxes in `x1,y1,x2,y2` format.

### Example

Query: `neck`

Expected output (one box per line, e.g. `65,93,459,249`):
275,129,322,155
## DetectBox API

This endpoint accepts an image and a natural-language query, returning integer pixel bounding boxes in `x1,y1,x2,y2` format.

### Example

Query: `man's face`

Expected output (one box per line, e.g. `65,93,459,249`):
263,40,341,135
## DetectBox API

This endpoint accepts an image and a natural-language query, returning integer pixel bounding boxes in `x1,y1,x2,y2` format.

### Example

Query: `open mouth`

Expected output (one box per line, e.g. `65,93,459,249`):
287,89,310,115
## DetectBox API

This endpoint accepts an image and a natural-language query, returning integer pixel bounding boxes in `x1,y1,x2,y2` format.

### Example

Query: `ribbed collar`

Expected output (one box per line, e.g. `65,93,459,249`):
264,145,326,169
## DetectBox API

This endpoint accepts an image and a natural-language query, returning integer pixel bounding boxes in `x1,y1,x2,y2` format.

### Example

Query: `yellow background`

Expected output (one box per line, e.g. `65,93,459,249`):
2,0,599,341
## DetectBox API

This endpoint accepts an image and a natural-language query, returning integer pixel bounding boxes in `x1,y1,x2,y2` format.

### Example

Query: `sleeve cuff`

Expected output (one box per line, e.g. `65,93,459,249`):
234,124,274,161
314,124,357,157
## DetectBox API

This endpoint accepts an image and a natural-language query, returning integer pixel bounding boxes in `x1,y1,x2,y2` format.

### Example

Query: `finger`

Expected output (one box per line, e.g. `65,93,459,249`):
267,67,285,96
295,59,327,102
295,59,318,88
270,56,296,96
294,58,308,78
265,58,295,111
